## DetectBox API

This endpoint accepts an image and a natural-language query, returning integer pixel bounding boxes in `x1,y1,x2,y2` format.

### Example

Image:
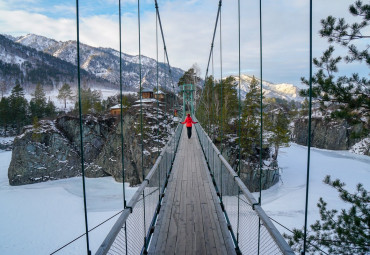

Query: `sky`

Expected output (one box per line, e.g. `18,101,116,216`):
0,0,368,87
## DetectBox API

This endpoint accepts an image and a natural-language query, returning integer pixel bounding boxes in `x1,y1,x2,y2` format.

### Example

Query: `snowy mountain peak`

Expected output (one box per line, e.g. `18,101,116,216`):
16,34,59,52
4,33,184,91
233,74,302,102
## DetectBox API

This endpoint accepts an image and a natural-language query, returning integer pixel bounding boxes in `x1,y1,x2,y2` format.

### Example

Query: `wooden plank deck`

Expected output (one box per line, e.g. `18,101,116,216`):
148,126,236,255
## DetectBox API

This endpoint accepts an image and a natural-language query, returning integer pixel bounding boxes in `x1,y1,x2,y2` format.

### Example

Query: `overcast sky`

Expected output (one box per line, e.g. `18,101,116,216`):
0,0,367,87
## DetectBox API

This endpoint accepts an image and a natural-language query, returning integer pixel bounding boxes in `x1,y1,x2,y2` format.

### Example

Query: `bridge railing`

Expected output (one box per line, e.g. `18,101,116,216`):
194,123,294,255
96,122,183,255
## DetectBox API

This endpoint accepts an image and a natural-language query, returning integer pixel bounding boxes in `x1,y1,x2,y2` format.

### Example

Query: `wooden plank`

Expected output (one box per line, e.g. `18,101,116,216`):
148,125,236,255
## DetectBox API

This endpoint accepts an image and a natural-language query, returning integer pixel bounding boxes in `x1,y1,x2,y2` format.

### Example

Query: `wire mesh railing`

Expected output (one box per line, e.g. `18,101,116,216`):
96,122,183,255
194,122,294,255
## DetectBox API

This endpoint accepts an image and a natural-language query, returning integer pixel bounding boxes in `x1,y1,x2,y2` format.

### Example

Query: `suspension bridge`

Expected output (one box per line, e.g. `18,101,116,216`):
49,0,319,254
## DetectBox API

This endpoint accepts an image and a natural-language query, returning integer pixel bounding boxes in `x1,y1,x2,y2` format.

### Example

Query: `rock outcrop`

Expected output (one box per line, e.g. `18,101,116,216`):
8,106,175,186
292,117,367,151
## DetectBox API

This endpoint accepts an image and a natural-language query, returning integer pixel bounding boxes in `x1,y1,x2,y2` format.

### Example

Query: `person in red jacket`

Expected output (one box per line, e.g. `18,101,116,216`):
181,113,198,139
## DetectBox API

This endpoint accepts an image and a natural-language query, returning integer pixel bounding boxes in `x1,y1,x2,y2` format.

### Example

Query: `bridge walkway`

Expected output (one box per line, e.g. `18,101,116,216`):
148,126,236,255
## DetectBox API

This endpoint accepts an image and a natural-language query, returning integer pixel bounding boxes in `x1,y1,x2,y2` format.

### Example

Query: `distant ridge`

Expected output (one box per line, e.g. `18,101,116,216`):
0,33,184,92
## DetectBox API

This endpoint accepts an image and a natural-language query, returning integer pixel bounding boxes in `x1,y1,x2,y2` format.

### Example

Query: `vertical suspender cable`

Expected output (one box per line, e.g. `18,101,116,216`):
212,49,215,143
118,2,128,252
137,0,147,243
75,1,91,254
236,0,241,246
219,0,223,154
219,0,223,199
303,0,313,253
155,1,161,200
119,0,126,208
258,0,263,253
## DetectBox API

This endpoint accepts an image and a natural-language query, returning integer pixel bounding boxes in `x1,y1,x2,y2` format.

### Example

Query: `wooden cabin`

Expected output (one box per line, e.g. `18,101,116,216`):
109,104,126,116
141,88,154,99
154,90,166,101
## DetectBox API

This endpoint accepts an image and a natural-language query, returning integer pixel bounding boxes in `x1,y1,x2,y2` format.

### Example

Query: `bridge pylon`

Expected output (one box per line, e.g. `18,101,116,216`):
181,83,195,117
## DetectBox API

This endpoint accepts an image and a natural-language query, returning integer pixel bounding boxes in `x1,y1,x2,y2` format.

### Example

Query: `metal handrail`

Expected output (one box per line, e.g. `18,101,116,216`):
96,122,183,255
194,121,294,255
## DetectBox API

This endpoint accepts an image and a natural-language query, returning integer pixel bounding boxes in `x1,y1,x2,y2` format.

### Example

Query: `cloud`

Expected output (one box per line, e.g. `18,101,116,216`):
0,0,366,87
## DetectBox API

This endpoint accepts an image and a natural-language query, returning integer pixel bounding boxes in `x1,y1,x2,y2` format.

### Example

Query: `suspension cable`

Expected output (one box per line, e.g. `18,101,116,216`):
119,0,126,208
303,0,313,253
257,0,263,253
219,0,224,201
137,0,147,241
155,0,161,202
236,0,241,246
75,1,91,254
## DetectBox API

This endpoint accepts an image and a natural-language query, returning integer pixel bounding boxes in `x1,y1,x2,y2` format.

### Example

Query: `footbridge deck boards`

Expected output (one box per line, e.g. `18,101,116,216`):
148,126,236,255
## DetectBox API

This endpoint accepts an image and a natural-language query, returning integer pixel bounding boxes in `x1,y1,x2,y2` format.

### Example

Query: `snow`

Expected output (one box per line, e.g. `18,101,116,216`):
0,136,15,143
0,150,137,255
260,143,370,233
349,137,370,155
0,142,369,254
135,98,159,103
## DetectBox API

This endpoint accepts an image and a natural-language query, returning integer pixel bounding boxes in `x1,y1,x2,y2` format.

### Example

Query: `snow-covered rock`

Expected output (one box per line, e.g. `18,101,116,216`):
350,137,370,156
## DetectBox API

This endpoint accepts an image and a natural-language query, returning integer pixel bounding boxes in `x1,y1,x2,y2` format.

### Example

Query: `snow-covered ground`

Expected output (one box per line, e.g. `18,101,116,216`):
0,150,137,255
0,143,369,254
261,143,370,234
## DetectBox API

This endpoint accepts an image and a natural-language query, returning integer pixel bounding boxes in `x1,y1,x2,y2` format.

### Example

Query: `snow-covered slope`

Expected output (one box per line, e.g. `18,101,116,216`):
1,143,369,253
13,34,184,91
234,74,302,102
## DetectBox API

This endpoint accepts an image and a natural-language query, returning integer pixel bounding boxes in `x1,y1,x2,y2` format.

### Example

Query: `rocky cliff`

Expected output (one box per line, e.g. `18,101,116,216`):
292,117,368,154
8,106,176,186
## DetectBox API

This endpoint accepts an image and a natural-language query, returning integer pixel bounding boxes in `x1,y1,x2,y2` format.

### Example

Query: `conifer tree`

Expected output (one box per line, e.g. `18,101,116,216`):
76,87,103,114
266,109,290,160
300,1,369,126
31,117,42,142
30,83,47,119
0,96,10,133
177,68,200,86
0,81,6,98
8,82,28,133
57,83,73,109
285,176,369,255
241,76,261,157
45,99,56,118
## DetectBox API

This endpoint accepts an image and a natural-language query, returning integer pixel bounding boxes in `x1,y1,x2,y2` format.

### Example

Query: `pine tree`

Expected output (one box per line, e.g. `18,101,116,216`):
75,87,103,114
266,109,290,160
45,99,56,118
57,83,73,109
0,81,6,98
8,83,28,133
31,117,42,142
30,83,47,119
0,96,10,134
241,76,261,158
300,1,369,126
177,67,200,86
284,176,369,255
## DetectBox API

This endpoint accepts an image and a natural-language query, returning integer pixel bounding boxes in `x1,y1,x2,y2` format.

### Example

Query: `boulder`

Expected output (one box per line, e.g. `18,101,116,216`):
8,120,82,185
8,106,175,186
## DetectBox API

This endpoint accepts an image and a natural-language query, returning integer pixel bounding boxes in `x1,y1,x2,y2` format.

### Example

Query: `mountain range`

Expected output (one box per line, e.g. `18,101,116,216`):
0,33,302,101
0,33,183,93
233,74,303,102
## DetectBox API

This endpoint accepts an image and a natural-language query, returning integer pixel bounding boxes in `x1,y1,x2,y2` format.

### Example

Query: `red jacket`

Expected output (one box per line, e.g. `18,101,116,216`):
181,116,197,127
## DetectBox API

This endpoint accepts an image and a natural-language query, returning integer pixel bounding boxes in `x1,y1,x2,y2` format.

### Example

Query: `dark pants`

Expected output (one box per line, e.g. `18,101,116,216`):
187,126,192,139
